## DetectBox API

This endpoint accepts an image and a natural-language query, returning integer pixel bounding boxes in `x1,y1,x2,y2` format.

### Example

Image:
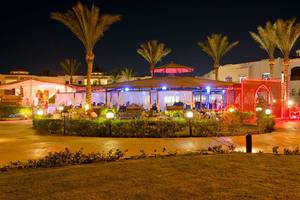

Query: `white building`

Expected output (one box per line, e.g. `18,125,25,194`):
202,53,300,105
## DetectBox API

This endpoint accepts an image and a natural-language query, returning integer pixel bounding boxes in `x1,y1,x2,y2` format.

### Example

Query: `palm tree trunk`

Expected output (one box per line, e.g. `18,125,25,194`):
283,58,289,118
150,64,155,77
269,59,275,79
70,75,73,84
86,52,95,109
214,64,219,81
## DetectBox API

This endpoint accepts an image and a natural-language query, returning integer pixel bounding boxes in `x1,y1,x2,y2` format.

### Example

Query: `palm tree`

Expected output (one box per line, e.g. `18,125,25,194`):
51,2,121,108
270,18,300,117
121,68,136,81
110,70,121,83
137,40,171,77
250,22,277,78
198,34,239,80
60,58,80,84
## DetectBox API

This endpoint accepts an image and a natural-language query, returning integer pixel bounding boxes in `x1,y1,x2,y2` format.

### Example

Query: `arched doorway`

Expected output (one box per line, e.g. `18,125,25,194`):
291,67,300,81
255,84,272,108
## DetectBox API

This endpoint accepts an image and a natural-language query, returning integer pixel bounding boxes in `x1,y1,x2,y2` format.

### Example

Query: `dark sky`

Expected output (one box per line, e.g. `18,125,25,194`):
1,0,300,76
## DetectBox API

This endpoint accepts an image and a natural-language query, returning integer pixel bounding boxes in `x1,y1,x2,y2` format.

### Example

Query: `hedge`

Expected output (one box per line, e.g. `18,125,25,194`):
32,117,268,138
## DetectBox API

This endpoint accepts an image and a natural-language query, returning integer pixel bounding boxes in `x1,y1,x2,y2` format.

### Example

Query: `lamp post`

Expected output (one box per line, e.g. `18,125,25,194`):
185,111,194,137
61,107,68,135
106,111,115,137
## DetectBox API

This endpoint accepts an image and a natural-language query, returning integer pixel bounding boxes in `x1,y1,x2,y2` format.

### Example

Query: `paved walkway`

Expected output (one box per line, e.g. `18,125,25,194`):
0,120,299,165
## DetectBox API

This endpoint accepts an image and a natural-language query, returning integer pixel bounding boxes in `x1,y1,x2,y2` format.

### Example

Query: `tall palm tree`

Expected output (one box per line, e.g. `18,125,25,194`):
250,22,277,78
270,18,300,117
60,58,81,84
198,34,239,80
51,2,121,108
121,68,136,81
137,40,171,77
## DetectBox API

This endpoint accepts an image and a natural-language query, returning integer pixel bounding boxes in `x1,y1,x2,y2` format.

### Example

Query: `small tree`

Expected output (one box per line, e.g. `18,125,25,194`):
137,40,171,77
198,34,239,80
121,68,136,81
60,58,81,84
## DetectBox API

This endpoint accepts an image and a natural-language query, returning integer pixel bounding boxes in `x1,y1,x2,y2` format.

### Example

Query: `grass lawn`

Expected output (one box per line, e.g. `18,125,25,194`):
0,154,300,200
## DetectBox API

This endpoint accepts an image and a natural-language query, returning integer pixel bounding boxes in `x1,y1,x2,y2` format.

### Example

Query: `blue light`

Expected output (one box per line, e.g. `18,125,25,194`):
124,87,130,92
162,86,167,90
206,86,211,94
222,89,226,94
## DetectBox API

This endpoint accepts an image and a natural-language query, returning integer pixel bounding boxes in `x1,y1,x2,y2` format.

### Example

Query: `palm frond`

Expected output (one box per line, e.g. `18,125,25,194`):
51,2,121,52
137,40,172,66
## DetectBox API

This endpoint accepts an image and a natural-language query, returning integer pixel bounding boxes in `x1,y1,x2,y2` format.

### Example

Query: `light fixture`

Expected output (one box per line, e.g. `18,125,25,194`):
272,99,277,103
288,100,294,107
265,108,272,115
255,107,263,112
124,87,130,92
185,111,194,119
84,104,90,111
37,109,44,116
106,111,115,119
228,107,235,113
58,106,64,111
222,89,226,94
162,86,167,90
206,86,211,94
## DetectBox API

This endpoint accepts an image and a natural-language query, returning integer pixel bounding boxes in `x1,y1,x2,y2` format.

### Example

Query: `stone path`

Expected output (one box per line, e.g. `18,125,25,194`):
0,120,299,165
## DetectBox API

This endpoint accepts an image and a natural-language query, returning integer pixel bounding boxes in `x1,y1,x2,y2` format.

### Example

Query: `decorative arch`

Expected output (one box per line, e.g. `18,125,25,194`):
255,84,272,108
291,67,300,81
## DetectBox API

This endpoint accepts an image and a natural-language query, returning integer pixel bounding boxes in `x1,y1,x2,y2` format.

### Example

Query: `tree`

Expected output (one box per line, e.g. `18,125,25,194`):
137,40,171,77
60,58,80,84
110,70,121,83
121,68,136,81
51,2,121,108
198,34,239,80
250,22,277,78
270,18,300,117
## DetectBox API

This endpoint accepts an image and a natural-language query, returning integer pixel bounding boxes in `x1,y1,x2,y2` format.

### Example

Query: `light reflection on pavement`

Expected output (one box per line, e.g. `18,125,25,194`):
0,120,299,165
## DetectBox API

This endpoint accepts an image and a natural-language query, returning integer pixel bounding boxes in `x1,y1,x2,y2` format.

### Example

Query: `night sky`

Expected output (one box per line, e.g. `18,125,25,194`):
1,0,300,76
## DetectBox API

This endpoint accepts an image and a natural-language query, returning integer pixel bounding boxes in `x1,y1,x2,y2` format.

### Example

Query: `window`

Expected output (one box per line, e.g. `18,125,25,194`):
239,75,247,83
291,67,300,80
78,81,82,85
164,96,179,104
65,81,69,84
262,73,271,80
298,89,300,96
291,89,296,96
225,76,232,82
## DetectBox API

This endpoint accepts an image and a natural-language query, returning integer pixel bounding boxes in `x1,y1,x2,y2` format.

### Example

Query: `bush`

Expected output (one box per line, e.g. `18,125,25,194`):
192,119,220,137
0,148,124,171
221,111,254,134
33,118,188,137
0,104,32,118
257,114,275,133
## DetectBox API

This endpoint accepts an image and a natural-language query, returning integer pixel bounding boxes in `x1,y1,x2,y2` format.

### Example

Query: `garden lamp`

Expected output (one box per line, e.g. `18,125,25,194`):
58,106,64,112
185,111,194,137
265,109,272,115
106,111,115,119
37,109,44,116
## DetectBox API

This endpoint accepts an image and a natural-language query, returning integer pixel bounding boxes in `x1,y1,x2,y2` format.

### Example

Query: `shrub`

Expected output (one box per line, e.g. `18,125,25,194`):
0,148,124,171
221,111,254,133
192,119,220,137
0,104,32,118
257,115,275,133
